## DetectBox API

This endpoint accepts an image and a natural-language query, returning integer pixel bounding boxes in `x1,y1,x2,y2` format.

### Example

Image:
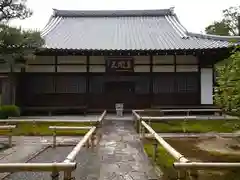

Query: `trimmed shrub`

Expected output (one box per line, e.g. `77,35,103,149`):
0,105,20,118
0,109,8,119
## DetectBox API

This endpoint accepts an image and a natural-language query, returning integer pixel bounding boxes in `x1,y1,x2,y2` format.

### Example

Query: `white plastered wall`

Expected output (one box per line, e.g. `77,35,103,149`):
134,56,150,72
201,68,213,104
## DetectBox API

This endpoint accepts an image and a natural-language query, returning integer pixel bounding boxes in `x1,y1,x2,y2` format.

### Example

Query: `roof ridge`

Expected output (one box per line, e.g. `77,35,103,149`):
53,8,174,17
188,32,240,42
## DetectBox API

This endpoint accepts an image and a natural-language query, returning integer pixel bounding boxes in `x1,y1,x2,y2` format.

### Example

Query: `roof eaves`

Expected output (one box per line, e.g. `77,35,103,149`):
188,32,240,43
39,46,232,51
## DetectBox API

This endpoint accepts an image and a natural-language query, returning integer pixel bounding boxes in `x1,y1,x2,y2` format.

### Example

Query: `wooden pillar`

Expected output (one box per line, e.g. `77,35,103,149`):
86,56,90,108
149,55,153,108
1,76,13,105
54,55,58,73
173,54,177,94
54,56,58,93
197,54,201,105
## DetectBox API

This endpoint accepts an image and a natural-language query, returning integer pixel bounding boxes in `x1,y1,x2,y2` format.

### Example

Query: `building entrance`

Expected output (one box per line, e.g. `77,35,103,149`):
105,81,135,109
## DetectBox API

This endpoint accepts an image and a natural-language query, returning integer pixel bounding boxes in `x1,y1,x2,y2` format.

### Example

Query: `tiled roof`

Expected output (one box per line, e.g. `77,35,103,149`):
41,9,240,51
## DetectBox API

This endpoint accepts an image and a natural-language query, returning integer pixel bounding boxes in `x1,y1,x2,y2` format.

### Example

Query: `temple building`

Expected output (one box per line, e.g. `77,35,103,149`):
1,8,240,114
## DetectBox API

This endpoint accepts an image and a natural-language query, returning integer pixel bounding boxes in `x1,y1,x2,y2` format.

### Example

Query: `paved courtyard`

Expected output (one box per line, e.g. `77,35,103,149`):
1,119,159,180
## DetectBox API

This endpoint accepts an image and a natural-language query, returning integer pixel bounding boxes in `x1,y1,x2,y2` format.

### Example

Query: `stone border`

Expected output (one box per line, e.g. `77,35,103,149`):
143,148,163,179
139,138,162,180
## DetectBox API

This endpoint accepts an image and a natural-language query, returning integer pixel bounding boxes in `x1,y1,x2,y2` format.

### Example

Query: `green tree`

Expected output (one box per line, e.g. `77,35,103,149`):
205,6,240,36
0,0,44,68
0,0,44,105
0,24,44,70
205,20,231,36
0,0,32,22
214,49,240,115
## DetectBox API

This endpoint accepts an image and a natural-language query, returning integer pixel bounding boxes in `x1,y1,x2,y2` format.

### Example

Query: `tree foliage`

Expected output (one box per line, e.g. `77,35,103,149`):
214,49,240,115
0,24,44,66
0,0,44,105
205,6,240,36
0,0,32,22
205,20,232,36
0,0,44,67
0,24,44,52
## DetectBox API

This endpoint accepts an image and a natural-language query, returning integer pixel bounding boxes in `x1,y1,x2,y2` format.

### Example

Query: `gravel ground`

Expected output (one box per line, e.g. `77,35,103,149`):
4,146,100,180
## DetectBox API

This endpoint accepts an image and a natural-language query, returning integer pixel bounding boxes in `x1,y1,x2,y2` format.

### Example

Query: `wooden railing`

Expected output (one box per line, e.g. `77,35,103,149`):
174,162,240,170
134,110,240,180
132,110,141,132
0,127,97,180
141,121,189,163
98,110,107,127
134,108,223,116
3,119,98,123
0,125,16,147
0,111,107,180
64,127,97,163
0,162,76,180
49,126,94,147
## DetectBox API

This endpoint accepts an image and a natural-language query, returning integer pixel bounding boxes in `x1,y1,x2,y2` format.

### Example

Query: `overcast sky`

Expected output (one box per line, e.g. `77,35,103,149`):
10,0,239,34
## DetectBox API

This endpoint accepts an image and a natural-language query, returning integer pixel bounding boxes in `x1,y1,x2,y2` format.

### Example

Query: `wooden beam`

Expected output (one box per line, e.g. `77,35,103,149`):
54,55,57,72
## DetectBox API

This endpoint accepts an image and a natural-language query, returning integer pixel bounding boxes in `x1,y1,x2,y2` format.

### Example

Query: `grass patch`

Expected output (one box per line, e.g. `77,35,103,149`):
144,140,177,180
0,121,96,136
144,138,240,180
151,120,240,133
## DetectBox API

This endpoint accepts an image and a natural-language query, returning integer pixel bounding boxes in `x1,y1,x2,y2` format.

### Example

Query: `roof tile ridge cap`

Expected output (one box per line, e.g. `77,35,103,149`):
51,8,174,17
52,8,59,16
188,32,240,42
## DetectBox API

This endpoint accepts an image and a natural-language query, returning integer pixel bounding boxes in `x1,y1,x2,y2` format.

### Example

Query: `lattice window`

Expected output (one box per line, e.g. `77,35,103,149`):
153,75,175,93
55,76,86,93
28,75,55,94
90,76,104,94
135,76,150,94
175,74,198,93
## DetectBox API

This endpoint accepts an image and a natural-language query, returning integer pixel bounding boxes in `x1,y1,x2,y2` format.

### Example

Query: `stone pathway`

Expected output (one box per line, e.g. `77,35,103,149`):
104,114,133,121
98,120,158,180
